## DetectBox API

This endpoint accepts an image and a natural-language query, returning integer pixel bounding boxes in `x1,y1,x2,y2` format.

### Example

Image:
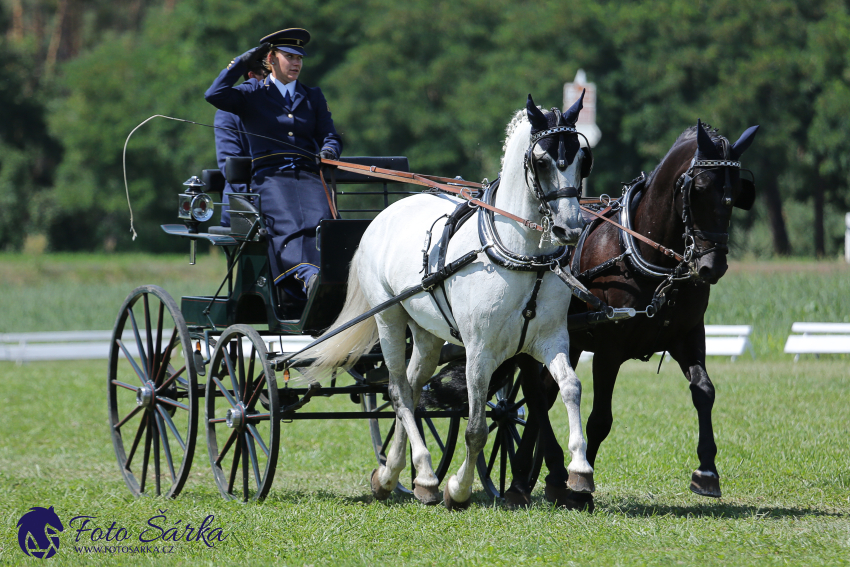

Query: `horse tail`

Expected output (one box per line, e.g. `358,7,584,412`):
303,246,379,379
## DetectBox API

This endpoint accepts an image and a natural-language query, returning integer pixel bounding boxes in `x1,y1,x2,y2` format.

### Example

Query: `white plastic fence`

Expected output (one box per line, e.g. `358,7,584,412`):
0,331,312,364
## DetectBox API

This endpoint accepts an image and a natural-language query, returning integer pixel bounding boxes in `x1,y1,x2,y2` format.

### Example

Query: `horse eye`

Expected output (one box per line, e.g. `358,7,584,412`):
537,159,549,169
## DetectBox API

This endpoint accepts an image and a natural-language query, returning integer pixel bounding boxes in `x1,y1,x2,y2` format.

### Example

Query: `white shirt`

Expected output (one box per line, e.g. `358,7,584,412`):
269,75,297,102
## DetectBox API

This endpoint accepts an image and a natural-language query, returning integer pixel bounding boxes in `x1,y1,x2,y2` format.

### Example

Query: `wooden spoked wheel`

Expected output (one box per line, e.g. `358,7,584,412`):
107,285,198,498
362,392,460,494
476,362,544,499
206,325,279,502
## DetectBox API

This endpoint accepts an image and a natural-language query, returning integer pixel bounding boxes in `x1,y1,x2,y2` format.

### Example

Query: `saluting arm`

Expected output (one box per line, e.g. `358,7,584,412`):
205,45,270,114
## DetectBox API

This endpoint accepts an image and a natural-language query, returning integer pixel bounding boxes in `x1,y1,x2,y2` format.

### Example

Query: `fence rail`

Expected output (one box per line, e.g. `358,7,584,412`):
0,331,313,364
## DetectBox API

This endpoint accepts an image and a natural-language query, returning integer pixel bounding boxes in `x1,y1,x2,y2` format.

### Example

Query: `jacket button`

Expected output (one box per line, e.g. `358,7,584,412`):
288,114,293,118
288,132,294,136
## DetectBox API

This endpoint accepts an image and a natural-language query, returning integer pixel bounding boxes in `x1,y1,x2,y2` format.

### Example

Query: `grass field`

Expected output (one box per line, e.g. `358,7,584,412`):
1,254,849,565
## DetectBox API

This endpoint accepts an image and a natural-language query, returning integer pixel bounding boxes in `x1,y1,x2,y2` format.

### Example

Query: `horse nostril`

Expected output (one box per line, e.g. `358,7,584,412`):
551,226,567,241
698,265,722,284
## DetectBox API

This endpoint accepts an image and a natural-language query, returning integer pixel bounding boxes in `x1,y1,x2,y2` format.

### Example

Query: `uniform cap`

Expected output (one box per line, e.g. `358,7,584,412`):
260,28,310,57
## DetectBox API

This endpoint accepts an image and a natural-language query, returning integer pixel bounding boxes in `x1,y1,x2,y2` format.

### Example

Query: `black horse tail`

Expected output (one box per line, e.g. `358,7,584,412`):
419,361,469,410
419,358,526,410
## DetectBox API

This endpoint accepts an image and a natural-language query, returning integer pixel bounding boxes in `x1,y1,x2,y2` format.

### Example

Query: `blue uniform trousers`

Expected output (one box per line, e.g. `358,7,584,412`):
255,166,331,300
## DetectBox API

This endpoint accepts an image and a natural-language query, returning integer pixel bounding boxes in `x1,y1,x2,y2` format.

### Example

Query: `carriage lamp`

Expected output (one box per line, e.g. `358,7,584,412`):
177,175,215,264
177,176,215,224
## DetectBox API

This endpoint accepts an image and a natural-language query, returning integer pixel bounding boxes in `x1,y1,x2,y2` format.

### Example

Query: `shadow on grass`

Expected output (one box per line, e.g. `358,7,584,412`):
595,497,848,519
258,487,502,508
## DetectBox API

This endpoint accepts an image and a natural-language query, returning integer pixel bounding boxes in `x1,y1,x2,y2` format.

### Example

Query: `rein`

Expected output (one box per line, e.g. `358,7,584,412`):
321,157,677,265
319,158,546,232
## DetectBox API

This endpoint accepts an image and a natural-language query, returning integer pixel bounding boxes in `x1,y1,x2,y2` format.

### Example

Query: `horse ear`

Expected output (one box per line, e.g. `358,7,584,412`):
696,119,722,159
526,94,549,133
563,89,585,124
730,125,760,160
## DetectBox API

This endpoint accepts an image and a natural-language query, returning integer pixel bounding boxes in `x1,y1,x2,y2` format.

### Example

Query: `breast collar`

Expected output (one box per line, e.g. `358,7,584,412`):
619,175,694,281
478,177,569,271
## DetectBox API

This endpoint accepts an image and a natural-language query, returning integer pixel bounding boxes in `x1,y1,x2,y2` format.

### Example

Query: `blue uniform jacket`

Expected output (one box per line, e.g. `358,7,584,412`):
214,109,251,226
205,58,342,172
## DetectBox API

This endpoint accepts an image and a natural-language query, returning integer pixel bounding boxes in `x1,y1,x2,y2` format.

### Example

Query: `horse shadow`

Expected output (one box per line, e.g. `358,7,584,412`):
590,496,847,519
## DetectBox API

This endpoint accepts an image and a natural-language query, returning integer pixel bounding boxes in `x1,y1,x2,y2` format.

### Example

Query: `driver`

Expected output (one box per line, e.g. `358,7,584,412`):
205,28,342,318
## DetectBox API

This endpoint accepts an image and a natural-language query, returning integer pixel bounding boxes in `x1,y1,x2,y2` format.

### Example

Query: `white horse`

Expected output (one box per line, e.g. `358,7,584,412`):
309,94,594,508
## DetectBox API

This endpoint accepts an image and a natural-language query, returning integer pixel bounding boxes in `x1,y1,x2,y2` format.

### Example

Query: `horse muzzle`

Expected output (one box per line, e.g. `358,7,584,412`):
695,253,728,284
551,224,583,246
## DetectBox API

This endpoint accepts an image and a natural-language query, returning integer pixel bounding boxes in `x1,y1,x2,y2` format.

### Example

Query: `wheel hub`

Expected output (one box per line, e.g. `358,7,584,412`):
136,382,155,408
491,399,511,423
226,404,246,429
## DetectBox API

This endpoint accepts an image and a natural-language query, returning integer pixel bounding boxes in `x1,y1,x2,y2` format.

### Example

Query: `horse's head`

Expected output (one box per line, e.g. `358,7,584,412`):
524,93,591,245
501,94,590,247
672,120,759,283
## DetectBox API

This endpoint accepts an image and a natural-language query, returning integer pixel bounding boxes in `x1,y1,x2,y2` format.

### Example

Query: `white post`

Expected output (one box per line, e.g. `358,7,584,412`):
845,213,850,263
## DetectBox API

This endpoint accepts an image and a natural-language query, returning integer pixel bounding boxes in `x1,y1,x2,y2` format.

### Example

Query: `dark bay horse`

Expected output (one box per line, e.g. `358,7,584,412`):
504,120,760,510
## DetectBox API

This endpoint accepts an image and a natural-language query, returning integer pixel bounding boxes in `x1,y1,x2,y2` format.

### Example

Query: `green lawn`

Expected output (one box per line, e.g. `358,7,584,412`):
0,359,848,565
1,254,849,565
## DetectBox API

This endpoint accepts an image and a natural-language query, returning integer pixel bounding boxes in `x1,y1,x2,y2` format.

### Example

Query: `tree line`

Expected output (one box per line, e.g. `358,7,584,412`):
1,0,849,257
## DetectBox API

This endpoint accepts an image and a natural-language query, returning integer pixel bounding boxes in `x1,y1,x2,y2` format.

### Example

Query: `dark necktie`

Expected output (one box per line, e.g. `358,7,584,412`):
284,91,292,108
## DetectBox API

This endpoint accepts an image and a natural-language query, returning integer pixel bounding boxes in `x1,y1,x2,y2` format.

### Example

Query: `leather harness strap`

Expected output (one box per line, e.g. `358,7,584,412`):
320,158,685,262
318,168,339,219
581,205,685,262
514,269,546,355
320,158,546,232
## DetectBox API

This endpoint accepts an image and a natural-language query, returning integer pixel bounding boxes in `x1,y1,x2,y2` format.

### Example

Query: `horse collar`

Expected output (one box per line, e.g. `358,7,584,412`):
478,178,569,271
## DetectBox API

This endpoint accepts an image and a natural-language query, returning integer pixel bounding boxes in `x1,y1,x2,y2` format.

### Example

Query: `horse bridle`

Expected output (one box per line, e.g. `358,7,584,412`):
522,111,592,220
675,149,750,262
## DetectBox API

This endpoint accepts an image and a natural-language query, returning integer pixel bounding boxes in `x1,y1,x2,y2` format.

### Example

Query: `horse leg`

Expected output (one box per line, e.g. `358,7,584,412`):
585,351,621,467
546,350,594,493
534,347,590,510
504,355,567,509
406,322,445,505
445,353,498,510
669,325,721,498
371,308,410,499
500,356,536,508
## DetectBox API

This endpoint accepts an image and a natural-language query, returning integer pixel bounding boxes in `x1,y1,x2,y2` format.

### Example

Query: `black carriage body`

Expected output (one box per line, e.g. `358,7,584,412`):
166,157,410,335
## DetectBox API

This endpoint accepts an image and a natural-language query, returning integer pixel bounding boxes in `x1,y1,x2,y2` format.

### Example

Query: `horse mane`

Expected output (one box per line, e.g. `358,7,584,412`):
645,124,730,187
501,106,549,166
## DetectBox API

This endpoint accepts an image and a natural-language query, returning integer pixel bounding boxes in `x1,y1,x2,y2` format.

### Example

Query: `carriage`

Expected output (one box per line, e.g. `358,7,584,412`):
109,93,756,508
106,155,544,503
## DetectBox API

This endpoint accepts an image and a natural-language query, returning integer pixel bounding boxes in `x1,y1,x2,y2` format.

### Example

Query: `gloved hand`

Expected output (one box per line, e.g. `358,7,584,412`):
320,148,338,160
239,43,271,69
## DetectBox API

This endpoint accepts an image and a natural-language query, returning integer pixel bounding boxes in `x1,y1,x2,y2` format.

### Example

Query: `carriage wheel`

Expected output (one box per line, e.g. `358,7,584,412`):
206,325,279,502
476,363,544,499
108,285,198,498
362,392,460,495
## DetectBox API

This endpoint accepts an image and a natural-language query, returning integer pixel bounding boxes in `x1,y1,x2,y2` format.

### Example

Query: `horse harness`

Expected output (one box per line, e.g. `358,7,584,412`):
569,150,746,341
422,175,604,354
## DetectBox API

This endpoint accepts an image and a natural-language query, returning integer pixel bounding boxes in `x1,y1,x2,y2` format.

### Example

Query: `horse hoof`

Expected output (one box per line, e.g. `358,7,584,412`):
503,487,532,510
370,469,392,501
567,471,595,493
443,484,471,512
413,481,442,506
690,469,722,498
545,481,595,512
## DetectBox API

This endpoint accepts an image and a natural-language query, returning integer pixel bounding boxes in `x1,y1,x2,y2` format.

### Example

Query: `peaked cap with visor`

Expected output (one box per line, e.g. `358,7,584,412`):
261,28,311,57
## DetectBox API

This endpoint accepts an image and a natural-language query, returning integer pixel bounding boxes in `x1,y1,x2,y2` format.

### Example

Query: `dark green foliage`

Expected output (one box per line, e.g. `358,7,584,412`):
2,1,849,255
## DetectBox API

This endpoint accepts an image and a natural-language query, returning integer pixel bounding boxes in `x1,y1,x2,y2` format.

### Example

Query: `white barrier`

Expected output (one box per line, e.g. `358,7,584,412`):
784,322,850,361
0,331,313,364
577,324,754,363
